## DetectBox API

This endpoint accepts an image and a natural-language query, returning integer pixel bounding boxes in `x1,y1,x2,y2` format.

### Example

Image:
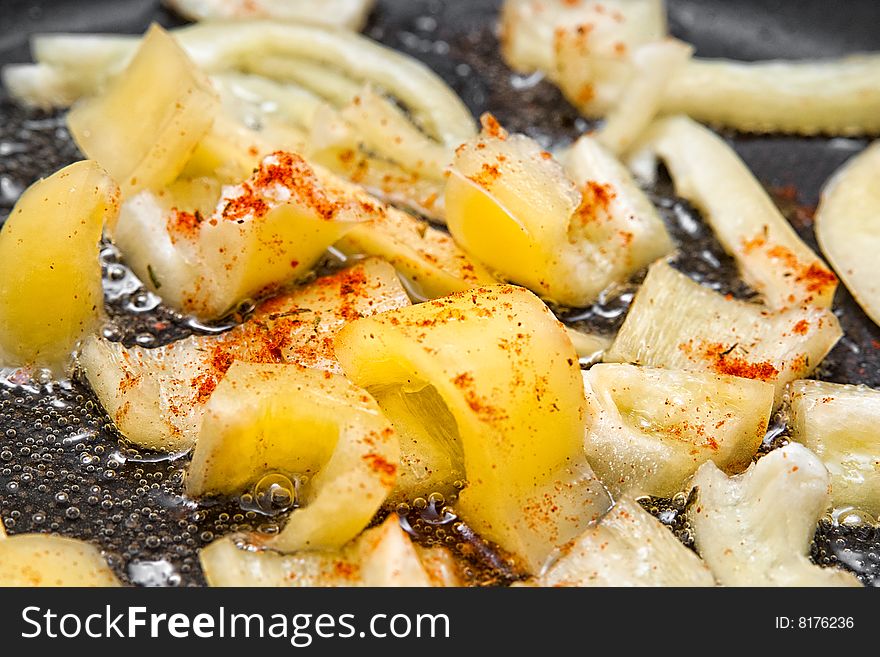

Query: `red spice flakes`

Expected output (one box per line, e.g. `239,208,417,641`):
479,113,507,140
664,420,700,443
210,345,235,376
240,0,262,14
712,355,779,381
574,181,616,225
114,400,132,424
349,158,370,183
498,336,525,357
766,244,804,272
574,23,593,38
762,244,837,296
266,323,297,362
308,268,368,324
337,303,363,324
575,83,595,105
446,365,508,423
251,151,345,221
191,345,236,404
797,262,837,294
357,199,384,218
553,26,567,53
792,319,810,336
770,243,798,263
117,370,138,394
333,561,360,580
464,390,508,424
167,207,204,240
192,374,219,404
362,453,397,485
221,182,269,222
789,353,809,372
741,233,766,254
338,267,368,296
254,292,300,317
467,162,502,188
680,341,779,382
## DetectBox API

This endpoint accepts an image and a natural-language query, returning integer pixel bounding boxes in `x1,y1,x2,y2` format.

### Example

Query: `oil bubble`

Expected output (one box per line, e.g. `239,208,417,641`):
253,473,297,514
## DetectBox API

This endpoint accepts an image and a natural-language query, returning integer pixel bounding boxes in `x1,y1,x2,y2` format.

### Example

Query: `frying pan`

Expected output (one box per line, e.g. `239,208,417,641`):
1,0,879,586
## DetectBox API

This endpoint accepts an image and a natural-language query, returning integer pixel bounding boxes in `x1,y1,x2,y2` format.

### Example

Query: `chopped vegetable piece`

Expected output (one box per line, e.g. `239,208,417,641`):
0,160,119,375
25,21,475,146
113,151,359,319
187,362,399,552
595,39,693,155
689,443,860,587
605,261,842,401
335,284,611,572
565,328,610,363
67,24,219,196
584,364,774,497
629,115,837,309
0,535,120,587
165,0,376,30
337,208,497,301
529,496,714,587
201,515,443,587
815,141,880,326
446,118,671,306
790,379,880,516
661,55,880,136
80,259,409,452
500,0,880,136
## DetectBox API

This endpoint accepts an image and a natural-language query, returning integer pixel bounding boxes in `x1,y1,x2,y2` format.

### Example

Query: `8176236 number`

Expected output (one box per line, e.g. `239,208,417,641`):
775,617,854,629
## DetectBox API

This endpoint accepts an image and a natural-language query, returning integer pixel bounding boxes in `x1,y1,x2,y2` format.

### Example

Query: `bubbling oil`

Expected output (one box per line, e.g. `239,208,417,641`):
390,492,529,586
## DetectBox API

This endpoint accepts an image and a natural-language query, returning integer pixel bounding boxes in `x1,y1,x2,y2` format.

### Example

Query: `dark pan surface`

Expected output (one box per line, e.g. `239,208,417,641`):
1,0,879,586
